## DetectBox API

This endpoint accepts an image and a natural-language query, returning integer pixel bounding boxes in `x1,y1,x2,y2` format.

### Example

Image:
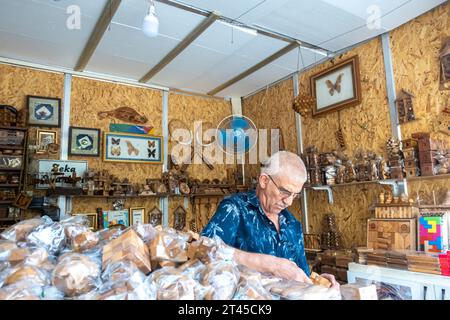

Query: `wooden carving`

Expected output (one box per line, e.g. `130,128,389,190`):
440,38,450,89
148,206,162,227
395,90,415,124
173,206,186,231
97,107,148,124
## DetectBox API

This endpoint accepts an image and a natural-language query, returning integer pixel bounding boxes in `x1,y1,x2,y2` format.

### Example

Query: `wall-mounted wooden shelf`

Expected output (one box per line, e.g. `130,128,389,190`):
406,173,450,182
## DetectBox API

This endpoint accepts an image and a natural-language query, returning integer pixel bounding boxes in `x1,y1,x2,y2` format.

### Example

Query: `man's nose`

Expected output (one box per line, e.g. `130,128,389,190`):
282,195,294,206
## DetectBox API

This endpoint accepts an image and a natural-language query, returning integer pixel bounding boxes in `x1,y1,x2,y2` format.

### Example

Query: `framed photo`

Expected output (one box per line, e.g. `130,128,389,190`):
27,95,61,127
69,127,101,157
13,192,33,210
72,213,98,230
102,209,129,229
36,129,57,154
103,132,163,164
310,55,361,117
130,207,145,225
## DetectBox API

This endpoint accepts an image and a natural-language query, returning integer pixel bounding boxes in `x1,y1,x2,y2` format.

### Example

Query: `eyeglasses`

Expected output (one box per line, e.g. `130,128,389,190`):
267,175,301,199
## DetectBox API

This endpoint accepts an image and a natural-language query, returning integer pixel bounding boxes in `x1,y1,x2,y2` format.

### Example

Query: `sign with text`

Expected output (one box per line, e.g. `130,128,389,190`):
32,159,88,189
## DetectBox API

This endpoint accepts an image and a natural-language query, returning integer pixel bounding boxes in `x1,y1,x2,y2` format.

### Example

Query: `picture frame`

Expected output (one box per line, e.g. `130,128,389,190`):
130,207,145,225
310,55,361,117
13,192,33,210
72,213,98,230
68,126,101,157
103,132,163,164
102,209,129,229
147,206,162,226
27,95,61,127
36,129,57,154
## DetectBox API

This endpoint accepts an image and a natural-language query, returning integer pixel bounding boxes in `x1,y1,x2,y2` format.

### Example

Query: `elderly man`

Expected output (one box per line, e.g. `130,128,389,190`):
201,151,339,289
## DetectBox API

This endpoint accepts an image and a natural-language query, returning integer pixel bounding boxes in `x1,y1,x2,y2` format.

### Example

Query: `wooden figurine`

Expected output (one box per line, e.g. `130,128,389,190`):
344,160,356,183
148,206,162,227
440,38,450,89
378,192,385,204
173,206,186,231
395,90,415,123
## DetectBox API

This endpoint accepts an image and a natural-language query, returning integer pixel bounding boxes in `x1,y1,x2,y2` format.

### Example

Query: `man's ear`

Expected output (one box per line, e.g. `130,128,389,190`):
259,174,269,189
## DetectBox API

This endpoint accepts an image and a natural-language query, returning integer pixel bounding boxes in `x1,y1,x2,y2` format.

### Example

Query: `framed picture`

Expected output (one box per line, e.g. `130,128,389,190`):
72,213,98,230
27,95,61,127
130,207,145,225
103,132,163,164
13,192,33,210
310,55,361,117
102,209,129,229
69,126,101,157
36,129,57,154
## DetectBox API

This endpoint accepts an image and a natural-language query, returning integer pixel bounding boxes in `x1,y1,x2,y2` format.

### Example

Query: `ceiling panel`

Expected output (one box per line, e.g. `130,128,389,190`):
0,0,107,68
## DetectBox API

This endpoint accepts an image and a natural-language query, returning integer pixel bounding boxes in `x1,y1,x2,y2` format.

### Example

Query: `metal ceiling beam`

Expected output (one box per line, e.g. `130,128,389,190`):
155,0,329,53
74,0,122,72
207,41,300,96
139,12,219,83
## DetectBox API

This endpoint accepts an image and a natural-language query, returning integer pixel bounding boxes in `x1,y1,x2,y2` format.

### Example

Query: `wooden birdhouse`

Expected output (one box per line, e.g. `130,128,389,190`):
148,206,162,227
395,89,415,124
440,39,450,89
173,205,187,231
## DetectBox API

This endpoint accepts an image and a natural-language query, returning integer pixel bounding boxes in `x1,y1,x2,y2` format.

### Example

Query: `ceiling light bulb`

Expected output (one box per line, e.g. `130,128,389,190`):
143,1,159,37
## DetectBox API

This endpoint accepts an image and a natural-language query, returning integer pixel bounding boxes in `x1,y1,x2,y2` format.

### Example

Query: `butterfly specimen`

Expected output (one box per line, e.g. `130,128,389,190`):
111,146,121,156
148,140,155,148
325,73,344,96
125,140,139,156
148,148,156,158
111,138,121,145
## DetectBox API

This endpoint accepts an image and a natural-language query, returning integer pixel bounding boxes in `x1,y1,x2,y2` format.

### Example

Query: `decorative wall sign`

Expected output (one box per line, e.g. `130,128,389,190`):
68,127,101,157
27,95,61,127
32,159,88,189
310,56,361,116
36,129,57,154
97,107,148,124
103,132,162,164
102,209,129,229
130,207,145,225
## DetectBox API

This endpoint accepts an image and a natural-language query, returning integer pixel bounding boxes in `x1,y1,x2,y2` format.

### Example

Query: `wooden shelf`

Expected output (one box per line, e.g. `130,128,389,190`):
69,194,170,199
406,173,450,182
0,168,22,171
0,145,24,150
0,184,19,188
0,200,14,204
0,126,27,131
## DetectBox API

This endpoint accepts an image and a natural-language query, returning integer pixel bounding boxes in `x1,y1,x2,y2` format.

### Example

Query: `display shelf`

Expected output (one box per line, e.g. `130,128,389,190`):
0,145,24,150
0,200,14,204
70,194,170,199
407,173,450,182
0,184,19,187
0,168,22,171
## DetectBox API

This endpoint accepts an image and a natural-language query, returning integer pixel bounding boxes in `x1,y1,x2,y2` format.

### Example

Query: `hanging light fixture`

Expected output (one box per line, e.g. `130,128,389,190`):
142,0,159,37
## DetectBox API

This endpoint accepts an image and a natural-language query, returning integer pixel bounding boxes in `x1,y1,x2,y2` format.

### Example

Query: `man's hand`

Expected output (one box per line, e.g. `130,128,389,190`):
269,256,312,284
320,273,340,290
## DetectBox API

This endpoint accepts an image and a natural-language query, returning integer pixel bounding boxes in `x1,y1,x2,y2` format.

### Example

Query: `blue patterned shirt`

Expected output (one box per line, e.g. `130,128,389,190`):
201,190,310,276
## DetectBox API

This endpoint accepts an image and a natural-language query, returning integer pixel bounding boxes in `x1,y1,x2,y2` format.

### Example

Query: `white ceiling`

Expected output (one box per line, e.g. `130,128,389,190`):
0,0,446,98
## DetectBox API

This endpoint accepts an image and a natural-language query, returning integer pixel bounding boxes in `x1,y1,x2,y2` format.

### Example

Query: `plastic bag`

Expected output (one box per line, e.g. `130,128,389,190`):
264,279,341,300
233,265,273,300
187,236,235,264
151,267,202,300
61,215,90,244
132,223,158,244
40,286,65,300
26,221,66,255
52,253,101,297
0,240,17,261
0,281,43,300
1,216,51,242
201,260,240,300
71,230,99,252
178,259,207,281
4,264,51,287
149,229,189,263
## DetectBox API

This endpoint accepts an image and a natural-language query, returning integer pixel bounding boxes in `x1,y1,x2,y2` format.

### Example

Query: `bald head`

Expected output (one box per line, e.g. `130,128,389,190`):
260,151,307,184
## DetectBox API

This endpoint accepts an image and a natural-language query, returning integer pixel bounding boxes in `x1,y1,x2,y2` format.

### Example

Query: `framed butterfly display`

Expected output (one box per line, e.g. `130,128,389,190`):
103,132,163,164
310,55,361,117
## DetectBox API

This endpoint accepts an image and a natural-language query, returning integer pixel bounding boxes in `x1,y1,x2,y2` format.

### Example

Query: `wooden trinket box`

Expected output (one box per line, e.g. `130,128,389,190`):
402,139,418,149
402,148,418,160
418,150,436,164
367,218,417,251
405,167,420,178
404,159,419,168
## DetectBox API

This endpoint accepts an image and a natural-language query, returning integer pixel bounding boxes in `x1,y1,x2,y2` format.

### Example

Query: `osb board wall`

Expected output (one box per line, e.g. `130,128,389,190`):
242,78,303,221
305,184,385,248
390,1,450,144
299,37,391,156
167,93,233,231
69,76,163,214
0,63,65,158
390,2,450,209
408,179,450,206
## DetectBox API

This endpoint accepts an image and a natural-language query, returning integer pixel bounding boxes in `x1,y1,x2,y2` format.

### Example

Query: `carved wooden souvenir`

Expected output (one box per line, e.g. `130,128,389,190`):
179,182,190,195
173,206,186,231
292,94,316,117
367,219,416,251
148,206,162,227
440,38,450,89
97,107,148,124
344,160,356,183
395,90,415,123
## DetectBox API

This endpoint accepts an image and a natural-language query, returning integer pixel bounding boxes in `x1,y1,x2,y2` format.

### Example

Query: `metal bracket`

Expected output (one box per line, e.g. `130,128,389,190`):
311,185,333,204
377,179,405,197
